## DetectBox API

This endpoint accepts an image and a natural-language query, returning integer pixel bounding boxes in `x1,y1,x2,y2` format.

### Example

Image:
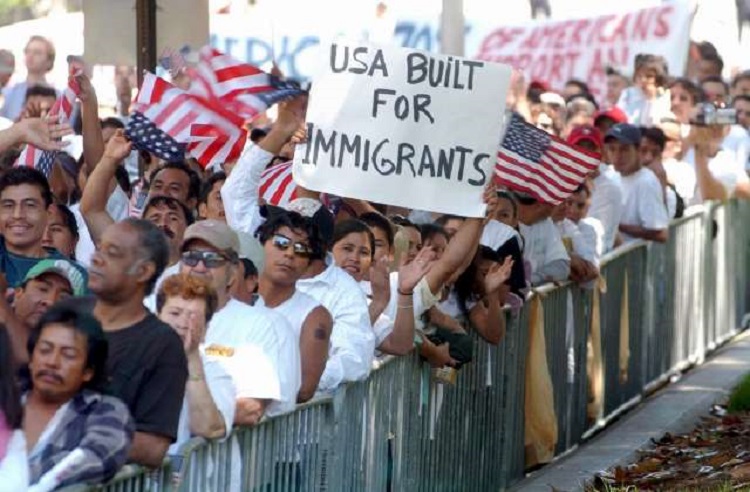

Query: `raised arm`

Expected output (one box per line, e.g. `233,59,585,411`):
379,247,435,356
470,256,512,345
76,74,105,176
425,217,483,295
79,130,131,244
222,97,306,236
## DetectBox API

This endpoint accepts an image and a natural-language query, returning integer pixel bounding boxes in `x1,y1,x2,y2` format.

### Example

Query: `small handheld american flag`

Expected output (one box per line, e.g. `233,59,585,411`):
495,113,600,205
14,76,81,177
127,71,244,168
259,160,297,208
191,46,305,121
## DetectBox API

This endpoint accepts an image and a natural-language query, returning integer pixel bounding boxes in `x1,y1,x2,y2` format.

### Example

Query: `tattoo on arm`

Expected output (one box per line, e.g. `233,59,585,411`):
314,326,329,341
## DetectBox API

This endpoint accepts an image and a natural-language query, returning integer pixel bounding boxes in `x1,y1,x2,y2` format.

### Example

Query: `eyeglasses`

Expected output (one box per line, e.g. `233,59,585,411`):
272,234,312,258
181,250,228,268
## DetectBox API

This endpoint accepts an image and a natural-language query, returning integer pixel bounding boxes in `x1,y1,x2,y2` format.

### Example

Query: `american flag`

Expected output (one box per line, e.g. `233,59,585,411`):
495,113,600,205
15,77,80,177
191,46,304,120
259,160,297,207
128,72,246,167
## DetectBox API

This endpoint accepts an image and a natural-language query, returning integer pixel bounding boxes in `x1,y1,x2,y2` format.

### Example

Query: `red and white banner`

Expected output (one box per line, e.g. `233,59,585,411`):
474,3,692,100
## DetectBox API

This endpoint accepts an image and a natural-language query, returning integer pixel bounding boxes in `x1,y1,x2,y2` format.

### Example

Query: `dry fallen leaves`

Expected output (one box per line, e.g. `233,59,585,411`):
588,406,750,491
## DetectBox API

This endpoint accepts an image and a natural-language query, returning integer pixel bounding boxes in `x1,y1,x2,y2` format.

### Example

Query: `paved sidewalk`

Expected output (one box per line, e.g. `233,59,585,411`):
512,330,750,492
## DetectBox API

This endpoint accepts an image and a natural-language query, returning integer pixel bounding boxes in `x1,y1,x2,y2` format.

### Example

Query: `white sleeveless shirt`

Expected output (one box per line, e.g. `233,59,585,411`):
257,290,321,339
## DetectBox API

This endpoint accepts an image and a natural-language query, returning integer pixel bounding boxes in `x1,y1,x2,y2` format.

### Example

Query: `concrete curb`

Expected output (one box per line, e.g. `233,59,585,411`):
511,330,750,492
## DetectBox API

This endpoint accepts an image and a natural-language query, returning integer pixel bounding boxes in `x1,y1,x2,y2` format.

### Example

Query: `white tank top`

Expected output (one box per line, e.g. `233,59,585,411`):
259,290,321,338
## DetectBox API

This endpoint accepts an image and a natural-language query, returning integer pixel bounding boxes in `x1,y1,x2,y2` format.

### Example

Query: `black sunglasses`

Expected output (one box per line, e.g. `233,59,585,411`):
272,234,312,258
181,250,229,268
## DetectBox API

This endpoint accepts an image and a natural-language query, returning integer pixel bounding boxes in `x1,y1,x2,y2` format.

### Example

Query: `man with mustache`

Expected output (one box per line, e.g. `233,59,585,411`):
141,196,193,266
22,304,134,490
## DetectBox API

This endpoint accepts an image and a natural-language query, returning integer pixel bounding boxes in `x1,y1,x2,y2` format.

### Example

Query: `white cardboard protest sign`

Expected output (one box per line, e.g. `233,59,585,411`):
473,3,692,101
293,42,511,217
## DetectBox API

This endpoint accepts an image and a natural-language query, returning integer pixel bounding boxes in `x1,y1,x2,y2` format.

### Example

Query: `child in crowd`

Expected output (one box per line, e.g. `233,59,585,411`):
617,54,672,126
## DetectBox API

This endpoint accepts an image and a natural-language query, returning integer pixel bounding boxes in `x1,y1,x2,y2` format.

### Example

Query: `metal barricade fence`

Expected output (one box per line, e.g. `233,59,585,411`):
65,200,750,492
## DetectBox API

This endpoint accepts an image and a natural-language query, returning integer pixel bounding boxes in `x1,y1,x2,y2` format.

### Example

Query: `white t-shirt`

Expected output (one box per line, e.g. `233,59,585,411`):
588,163,623,252
168,352,236,454
722,125,750,172
555,218,599,265
616,86,672,127
619,167,669,243
519,218,569,283
256,290,320,339
580,217,605,264
205,300,300,415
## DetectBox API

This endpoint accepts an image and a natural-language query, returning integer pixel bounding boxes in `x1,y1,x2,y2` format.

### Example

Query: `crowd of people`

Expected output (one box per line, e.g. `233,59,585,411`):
0,33,747,491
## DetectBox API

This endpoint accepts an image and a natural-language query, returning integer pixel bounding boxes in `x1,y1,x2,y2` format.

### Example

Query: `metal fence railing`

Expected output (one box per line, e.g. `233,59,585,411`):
61,200,750,492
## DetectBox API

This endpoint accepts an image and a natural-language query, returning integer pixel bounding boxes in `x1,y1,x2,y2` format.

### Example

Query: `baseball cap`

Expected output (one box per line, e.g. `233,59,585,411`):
540,92,565,107
528,80,550,92
23,259,86,296
567,125,603,150
594,107,628,126
604,124,642,146
182,219,240,260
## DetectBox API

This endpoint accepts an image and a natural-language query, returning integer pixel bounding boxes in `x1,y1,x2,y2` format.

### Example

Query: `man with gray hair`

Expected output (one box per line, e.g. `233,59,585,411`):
61,218,189,468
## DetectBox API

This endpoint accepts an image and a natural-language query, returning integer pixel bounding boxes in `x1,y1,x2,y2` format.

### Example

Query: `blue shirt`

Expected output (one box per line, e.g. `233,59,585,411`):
0,236,88,289
1,81,28,121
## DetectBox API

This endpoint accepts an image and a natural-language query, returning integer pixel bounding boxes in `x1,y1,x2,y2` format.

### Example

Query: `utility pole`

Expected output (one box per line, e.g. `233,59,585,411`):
135,0,157,88
135,0,157,178
440,0,465,56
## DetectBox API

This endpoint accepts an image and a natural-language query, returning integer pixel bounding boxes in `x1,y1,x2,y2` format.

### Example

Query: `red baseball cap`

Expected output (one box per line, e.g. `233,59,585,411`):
566,125,603,151
528,80,550,92
594,107,628,126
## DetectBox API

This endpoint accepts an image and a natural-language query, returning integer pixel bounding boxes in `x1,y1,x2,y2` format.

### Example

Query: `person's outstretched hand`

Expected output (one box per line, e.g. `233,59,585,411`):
14,117,73,151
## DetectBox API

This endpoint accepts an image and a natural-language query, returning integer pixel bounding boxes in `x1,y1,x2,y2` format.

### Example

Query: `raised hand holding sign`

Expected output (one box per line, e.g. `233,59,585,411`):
293,42,511,217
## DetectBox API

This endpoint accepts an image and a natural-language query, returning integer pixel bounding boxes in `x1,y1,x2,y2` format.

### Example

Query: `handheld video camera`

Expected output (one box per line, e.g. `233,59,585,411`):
690,102,737,126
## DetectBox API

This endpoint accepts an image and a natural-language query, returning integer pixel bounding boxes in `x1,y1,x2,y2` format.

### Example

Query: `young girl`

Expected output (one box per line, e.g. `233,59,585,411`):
331,219,434,356
617,54,672,126
436,246,513,345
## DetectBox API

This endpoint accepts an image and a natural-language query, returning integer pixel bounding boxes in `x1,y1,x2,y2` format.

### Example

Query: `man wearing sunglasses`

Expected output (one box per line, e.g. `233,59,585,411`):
254,211,333,404
179,219,301,422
